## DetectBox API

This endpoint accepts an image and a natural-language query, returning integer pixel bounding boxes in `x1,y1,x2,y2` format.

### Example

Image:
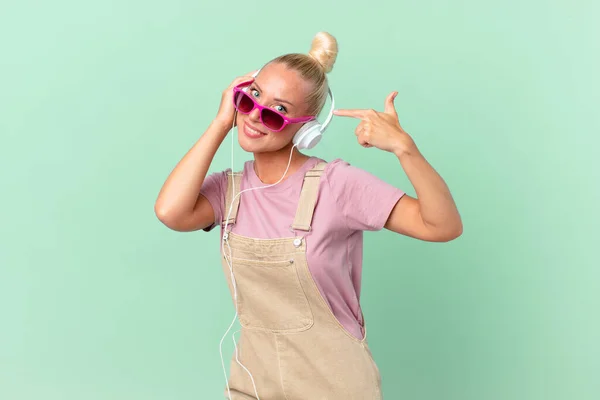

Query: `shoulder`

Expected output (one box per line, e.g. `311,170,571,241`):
319,158,380,202
321,158,386,186
203,168,230,187
206,159,254,183
320,158,405,231
321,157,405,209
323,158,355,172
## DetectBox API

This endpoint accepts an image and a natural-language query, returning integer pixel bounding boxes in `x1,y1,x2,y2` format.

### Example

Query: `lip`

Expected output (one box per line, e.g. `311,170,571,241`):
243,121,268,139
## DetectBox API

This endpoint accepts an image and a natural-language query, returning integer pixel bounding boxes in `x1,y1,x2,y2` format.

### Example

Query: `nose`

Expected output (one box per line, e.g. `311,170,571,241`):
248,107,261,122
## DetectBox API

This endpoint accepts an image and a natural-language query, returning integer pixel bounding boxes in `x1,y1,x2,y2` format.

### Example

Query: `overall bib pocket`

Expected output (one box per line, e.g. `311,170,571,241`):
228,256,314,333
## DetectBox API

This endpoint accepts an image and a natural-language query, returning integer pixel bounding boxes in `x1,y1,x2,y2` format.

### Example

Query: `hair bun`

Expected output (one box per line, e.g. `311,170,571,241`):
308,32,338,73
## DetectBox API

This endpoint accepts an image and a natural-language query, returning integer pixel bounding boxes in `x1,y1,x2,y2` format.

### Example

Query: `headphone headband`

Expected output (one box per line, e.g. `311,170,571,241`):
320,87,335,132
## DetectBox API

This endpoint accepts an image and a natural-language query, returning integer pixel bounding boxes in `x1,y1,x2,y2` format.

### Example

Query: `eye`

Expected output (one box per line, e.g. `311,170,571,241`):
275,105,287,113
251,89,259,97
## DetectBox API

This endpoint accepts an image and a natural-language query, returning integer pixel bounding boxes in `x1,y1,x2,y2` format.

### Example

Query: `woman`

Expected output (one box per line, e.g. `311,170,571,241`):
155,32,462,400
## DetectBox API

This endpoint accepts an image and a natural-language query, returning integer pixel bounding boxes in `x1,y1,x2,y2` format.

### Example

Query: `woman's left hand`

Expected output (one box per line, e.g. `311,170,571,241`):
333,92,418,157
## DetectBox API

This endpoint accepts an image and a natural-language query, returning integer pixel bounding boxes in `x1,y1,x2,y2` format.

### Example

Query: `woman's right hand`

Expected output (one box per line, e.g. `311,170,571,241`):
214,70,258,130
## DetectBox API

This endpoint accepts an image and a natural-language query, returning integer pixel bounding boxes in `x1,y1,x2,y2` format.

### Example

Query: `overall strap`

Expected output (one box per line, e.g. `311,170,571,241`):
291,161,328,232
223,171,243,226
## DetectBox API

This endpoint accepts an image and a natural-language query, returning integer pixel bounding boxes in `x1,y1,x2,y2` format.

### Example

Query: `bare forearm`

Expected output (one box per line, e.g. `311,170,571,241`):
395,147,462,234
155,120,229,219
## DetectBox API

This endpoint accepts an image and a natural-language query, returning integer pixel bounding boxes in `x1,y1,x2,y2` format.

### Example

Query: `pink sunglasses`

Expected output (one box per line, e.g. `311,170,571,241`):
232,80,316,132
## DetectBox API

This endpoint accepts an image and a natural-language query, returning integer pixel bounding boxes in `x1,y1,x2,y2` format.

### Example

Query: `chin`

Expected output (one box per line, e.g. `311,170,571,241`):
237,135,283,154
237,137,260,153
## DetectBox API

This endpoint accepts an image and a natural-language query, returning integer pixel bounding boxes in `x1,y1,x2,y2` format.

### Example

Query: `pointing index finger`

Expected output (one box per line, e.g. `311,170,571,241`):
333,109,368,118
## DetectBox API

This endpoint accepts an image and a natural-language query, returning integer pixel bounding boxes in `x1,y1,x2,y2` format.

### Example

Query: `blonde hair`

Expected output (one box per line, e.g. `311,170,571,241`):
267,32,338,116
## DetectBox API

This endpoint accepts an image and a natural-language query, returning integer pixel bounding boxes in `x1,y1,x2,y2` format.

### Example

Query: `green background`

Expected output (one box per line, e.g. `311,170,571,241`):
1,0,598,399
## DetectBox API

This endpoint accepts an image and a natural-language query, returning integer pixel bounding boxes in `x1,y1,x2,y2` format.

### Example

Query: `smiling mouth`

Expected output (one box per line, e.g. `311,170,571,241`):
244,122,268,136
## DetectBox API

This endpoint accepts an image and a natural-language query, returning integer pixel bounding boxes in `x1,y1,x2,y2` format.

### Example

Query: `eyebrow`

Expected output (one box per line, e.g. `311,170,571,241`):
253,82,295,107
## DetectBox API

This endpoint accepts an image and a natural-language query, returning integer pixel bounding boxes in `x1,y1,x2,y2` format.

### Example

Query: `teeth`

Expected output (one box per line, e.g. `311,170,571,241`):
246,125,265,135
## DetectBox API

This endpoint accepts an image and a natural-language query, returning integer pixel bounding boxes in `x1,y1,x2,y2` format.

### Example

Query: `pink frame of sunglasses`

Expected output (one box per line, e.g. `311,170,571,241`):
232,80,316,132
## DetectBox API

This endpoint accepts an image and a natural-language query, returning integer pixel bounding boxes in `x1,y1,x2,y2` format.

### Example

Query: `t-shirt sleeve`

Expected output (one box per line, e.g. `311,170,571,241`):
199,169,229,232
324,159,405,232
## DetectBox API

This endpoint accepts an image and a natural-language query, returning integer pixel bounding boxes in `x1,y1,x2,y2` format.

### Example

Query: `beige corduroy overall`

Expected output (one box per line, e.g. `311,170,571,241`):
220,161,382,400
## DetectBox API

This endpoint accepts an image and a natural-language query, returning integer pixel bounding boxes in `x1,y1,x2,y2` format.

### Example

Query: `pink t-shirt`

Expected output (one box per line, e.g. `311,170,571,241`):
200,157,405,339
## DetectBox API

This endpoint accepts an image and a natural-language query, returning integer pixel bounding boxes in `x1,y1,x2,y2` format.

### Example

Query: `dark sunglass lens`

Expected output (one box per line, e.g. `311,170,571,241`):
234,92,254,113
261,109,284,131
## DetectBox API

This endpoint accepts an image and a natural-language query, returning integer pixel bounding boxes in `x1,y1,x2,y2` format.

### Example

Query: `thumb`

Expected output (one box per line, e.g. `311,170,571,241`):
384,91,398,116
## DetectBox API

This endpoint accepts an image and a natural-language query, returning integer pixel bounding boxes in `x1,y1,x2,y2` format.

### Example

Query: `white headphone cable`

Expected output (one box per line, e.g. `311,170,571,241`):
219,110,297,400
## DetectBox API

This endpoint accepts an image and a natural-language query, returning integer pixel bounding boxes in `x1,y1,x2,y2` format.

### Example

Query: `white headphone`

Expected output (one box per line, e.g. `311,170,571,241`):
246,69,335,150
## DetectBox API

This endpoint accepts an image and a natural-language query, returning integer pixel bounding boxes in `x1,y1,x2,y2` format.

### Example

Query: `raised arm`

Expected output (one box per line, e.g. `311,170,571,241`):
333,91,463,242
154,72,256,232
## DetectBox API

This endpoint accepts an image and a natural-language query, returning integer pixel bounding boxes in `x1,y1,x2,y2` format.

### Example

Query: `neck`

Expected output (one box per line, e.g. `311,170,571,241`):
253,143,310,184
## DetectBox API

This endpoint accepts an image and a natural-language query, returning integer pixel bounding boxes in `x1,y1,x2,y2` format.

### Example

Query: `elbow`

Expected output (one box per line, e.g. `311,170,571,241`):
414,211,463,243
154,202,202,232
155,204,171,226
154,201,180,229
423,215,462,243
437,219,463,242
155,204,168,224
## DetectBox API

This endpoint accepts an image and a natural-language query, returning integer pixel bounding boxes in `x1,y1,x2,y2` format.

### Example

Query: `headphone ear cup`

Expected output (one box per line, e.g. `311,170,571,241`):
293,120,323,150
